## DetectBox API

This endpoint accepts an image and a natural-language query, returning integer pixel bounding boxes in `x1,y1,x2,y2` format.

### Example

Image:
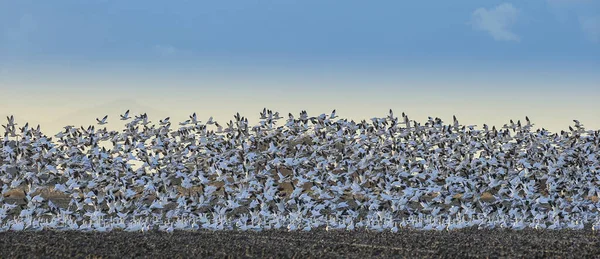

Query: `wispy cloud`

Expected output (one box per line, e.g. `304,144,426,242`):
544,0,599,43
546,0,591,7
546,0,592,23
153,44,177,56
471,3,520,42
579,16,600,43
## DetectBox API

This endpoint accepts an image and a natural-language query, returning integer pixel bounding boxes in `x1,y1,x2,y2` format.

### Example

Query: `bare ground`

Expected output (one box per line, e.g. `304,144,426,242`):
1,228,600,258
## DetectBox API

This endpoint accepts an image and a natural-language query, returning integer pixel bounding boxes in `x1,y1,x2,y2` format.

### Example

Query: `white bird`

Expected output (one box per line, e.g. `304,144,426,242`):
206,116,215,125
6,115,17,126
330,109,338,119
96,115,108,125
1,107,598,233
190,112,198,123
159,117,170,125
120,110,130,120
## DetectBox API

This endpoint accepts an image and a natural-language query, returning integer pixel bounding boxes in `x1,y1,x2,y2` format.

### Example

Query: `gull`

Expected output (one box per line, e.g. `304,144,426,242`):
96,115,108,125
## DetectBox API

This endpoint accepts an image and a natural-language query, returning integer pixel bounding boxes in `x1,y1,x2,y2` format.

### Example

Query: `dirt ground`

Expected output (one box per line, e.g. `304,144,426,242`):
1,228,599,258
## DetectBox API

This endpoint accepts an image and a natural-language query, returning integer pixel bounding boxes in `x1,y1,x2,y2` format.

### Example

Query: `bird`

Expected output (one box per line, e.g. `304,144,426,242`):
6,115,17,126
206,116,215,125
330,109,338,119
96,115,108,125
190,113,198,124
159,117,170,125
120,110,130,120
0,107,597,233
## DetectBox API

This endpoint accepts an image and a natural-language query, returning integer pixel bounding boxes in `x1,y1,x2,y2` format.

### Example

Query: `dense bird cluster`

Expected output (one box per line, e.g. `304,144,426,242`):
1,109,599,232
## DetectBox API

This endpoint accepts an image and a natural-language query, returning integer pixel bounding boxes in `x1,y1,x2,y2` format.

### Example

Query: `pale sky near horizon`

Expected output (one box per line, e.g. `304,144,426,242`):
1,1,599,135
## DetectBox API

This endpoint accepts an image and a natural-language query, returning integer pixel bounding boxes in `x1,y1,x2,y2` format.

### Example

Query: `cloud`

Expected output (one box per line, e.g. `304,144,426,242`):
579,16,600,43
544,0,599,43
546,0,591,7
546,0,592,23
471,3,520,42
154,44,177,56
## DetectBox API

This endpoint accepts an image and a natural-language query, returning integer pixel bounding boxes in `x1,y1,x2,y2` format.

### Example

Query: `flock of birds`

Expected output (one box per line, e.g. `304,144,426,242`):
1,109,599,232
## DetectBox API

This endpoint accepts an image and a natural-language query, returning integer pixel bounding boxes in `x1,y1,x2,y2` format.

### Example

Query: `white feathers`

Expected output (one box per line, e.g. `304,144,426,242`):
96,115,108,125
0,110,597,232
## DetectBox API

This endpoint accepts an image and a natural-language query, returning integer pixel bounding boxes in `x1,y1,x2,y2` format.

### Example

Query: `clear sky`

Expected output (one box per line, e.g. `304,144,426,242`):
1,0,599,134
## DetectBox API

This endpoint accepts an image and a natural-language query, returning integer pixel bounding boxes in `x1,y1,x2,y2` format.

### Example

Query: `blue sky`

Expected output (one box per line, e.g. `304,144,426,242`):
1,0,599,133
2,0,599,64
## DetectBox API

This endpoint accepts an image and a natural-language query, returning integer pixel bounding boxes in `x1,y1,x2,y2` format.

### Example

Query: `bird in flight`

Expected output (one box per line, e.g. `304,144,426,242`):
96,115,108,125
120,110,130,120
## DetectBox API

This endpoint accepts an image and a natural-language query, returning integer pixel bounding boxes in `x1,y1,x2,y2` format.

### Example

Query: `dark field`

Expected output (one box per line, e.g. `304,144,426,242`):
1,228,599,258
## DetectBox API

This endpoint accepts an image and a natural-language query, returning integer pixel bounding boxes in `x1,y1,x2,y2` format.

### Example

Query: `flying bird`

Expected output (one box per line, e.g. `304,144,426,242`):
96,115,108,125
120,110,130,120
